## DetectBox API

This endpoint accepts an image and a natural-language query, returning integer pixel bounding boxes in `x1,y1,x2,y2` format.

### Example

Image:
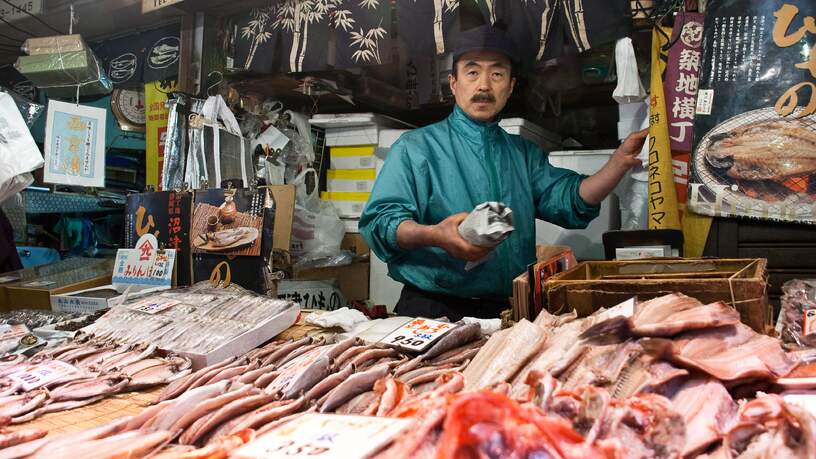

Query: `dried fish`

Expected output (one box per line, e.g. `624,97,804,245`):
320,363,391,413
421,323,481,361
167,383,258,435
0,427,47,449
180,392,275,445
49,374,130,402
303,364,355,402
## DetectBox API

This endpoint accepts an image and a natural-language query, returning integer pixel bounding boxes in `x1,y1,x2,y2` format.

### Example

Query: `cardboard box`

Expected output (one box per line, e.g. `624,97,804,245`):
22,35,86,55
321,191,370,218
327,169,376,193
269,184,295,251
1,258,114,311
342,233,370,257
329,146,377,169
296,261,370,302
544,258,771,333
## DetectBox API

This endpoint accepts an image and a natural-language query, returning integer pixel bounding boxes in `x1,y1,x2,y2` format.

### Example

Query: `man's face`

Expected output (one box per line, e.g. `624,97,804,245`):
449,50,515,122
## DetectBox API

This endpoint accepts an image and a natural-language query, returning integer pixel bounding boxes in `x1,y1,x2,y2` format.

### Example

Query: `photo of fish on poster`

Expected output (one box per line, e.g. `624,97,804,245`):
688,0,816,224
191,188,265,256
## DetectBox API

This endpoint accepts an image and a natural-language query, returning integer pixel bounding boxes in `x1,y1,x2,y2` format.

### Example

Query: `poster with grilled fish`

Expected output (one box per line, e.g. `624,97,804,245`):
192,188,276,294
688,0,816,224
192,189,265,256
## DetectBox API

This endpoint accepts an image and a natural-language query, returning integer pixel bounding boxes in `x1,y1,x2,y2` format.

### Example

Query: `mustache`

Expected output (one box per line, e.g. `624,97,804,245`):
471,93,495,103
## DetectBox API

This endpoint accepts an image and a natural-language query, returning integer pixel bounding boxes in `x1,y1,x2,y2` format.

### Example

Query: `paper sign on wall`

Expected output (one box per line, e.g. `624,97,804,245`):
43,100,106,188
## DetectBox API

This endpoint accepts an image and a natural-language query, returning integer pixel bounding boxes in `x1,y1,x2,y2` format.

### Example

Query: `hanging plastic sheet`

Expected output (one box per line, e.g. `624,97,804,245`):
162,95,205,191
0,85,44,127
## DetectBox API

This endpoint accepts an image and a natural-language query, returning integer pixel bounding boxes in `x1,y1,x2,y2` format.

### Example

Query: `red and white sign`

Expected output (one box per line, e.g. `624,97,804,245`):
381,317,455,352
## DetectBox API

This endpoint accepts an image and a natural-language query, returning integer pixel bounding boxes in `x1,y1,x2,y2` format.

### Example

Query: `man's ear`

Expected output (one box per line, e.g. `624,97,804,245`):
510,76,516,95
449,73,457,95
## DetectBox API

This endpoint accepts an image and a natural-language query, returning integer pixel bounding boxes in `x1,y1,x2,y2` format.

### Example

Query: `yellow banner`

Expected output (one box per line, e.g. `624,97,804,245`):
145,81,176,189
648,27,681,231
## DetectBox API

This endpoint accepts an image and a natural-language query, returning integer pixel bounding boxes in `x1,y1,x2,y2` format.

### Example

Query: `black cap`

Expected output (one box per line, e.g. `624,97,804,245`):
452,25,519,66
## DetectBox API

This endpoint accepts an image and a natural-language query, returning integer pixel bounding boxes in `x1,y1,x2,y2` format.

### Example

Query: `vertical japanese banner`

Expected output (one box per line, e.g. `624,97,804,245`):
145,81,176,190
648,27,681,230
664,13,712,257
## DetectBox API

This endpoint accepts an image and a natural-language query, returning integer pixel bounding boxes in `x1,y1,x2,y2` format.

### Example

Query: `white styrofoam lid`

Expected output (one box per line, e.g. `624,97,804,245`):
310,113,414,129
499,118,561,143
378,129,410,148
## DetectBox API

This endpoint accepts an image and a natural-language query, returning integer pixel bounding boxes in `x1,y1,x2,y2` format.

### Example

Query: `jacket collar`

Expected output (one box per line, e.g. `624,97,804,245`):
448,105,501,140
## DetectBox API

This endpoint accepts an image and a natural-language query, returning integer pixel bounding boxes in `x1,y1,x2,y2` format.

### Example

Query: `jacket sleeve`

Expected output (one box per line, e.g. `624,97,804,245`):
529,144,601,229
359,139,427,263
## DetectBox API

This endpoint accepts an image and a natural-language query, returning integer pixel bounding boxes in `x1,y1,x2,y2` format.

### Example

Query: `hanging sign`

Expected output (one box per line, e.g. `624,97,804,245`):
142,0,183,14
43,100,106,188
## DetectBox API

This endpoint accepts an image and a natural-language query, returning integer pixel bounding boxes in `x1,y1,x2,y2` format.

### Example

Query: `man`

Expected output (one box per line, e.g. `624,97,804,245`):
360,25,647,321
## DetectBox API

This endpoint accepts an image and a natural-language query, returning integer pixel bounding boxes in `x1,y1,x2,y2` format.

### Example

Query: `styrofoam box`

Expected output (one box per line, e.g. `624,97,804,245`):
321,192,370,218
327,169,376,193
326,126,380,147
537,149,621,260
51,284,170,314
369,252,403,313
499,118,561,150
330,145,378,169
181,305,299,370
342,218,360,233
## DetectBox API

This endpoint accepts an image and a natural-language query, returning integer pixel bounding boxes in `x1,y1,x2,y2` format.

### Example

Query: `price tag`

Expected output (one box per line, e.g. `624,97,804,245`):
0,324,30,342
8,360,81,391
129,299,181,315
22,280,56,287
232,414,410,459
380,317,456,352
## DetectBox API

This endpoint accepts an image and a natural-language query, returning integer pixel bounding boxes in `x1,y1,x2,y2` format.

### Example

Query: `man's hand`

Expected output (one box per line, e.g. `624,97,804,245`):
431,213,493,262
609,128,648,172
578,128,649,206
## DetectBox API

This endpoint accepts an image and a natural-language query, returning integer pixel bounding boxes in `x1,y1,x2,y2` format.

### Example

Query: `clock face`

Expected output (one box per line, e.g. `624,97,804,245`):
113,89,146,127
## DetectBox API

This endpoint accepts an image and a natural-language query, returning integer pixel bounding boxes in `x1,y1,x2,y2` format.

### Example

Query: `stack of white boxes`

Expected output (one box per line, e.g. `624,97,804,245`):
309,114,412,234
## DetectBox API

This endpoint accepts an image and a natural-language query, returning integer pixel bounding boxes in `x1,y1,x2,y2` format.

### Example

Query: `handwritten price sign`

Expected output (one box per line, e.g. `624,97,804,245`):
129,299,181,315
232,414,410,459
8,361,81,391
380,318,455,352
0,324,30,342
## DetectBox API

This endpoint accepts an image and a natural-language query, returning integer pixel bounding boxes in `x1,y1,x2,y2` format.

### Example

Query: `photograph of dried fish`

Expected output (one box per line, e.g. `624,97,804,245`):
691,109,816,223
191,189,265,256
694,109,816,206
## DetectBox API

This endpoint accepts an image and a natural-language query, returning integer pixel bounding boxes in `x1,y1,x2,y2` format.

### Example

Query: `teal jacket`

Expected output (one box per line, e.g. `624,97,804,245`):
359,106,600,299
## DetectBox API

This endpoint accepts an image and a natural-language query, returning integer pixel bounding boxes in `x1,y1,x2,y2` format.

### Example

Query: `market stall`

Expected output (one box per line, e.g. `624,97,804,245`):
0,0,814,457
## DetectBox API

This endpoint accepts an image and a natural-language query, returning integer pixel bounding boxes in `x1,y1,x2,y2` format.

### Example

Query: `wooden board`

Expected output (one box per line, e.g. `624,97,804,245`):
4,388,161,434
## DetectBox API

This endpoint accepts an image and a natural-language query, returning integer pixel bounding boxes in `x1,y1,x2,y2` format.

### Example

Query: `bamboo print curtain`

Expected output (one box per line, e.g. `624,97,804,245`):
229,8,278,73
475,0,631,61
396,0,460,58
334,0,392,69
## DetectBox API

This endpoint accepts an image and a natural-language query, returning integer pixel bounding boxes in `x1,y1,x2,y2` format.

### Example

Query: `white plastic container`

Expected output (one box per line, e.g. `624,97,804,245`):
537,149,621,260
499,118,561,151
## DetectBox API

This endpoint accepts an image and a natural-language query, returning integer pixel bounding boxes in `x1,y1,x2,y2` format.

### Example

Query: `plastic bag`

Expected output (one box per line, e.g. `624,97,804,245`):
779,279,816,349
612,37,646,104
290,168,345,269
0,86,44,127
458,202,514,270
0,93,43,203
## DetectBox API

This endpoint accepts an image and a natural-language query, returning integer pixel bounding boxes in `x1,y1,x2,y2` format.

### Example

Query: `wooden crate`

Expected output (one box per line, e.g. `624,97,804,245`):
544,258,771,333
